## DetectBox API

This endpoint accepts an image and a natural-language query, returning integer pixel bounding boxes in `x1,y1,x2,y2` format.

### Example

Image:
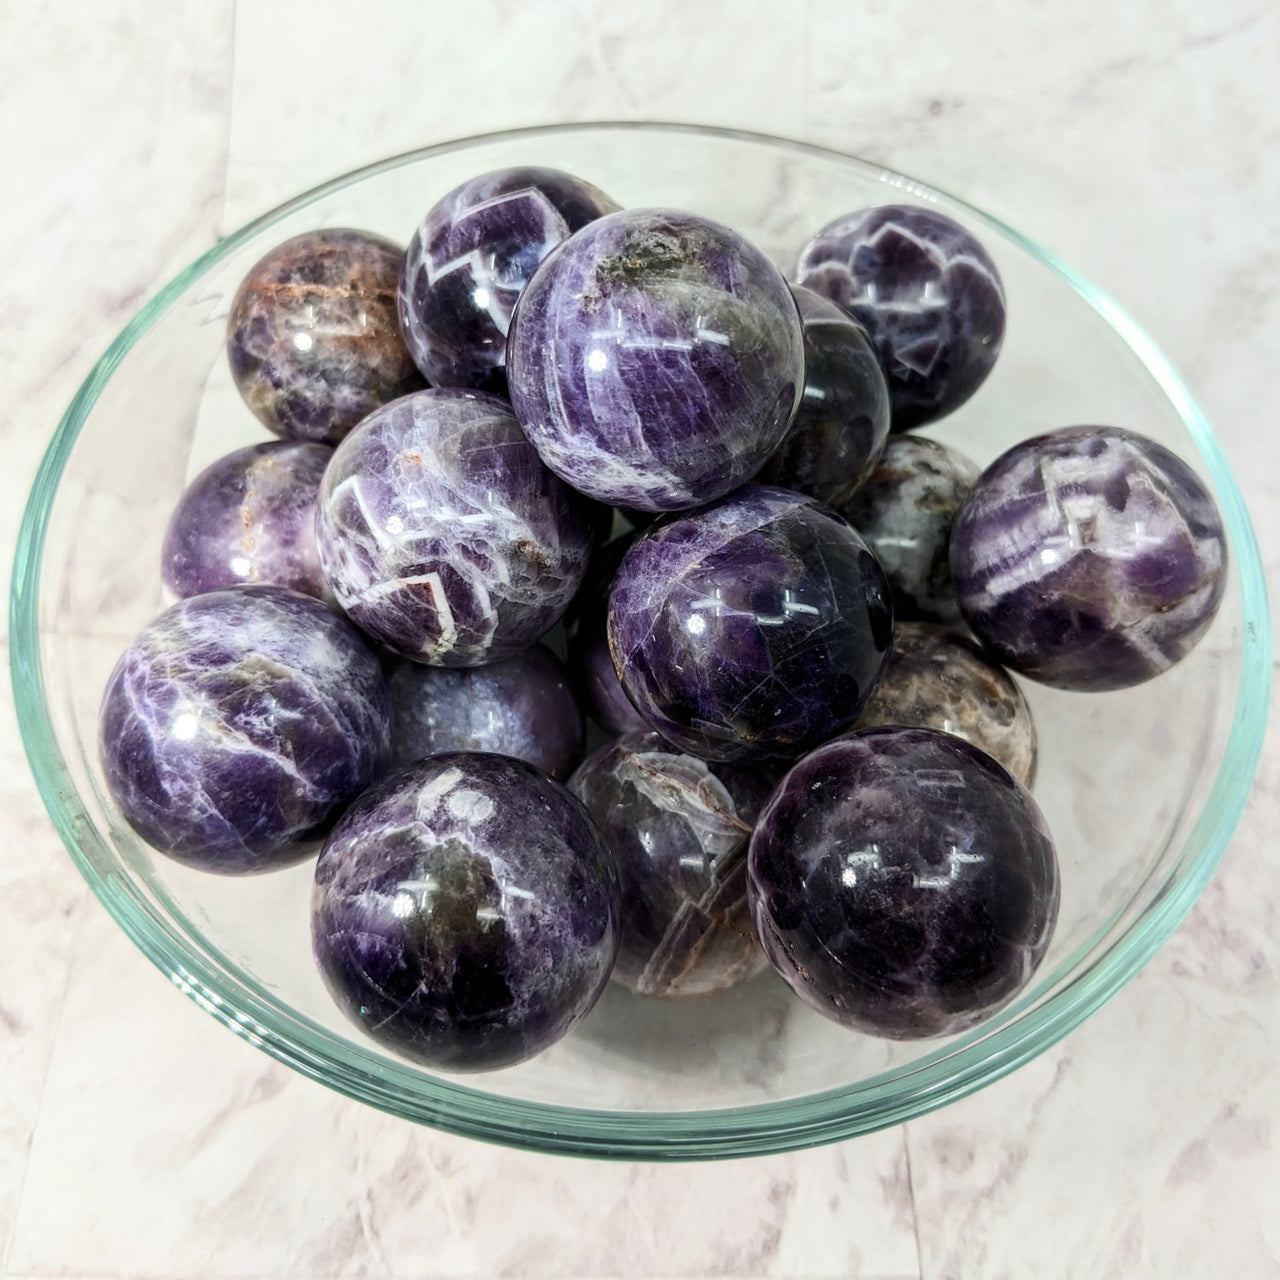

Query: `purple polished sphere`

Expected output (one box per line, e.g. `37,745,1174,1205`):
950,426,1228,691
99,587,390,874
398,167,619,392
840,434,980,624
507,209,805,511
796,204,1005,430
161,442,331,602
315,388,595,665
608,486,893,763
387,644,584,779
748,727,1059,1039
570,734,772,998
227,229,423,443
312,752,620,1072
755,285,890,507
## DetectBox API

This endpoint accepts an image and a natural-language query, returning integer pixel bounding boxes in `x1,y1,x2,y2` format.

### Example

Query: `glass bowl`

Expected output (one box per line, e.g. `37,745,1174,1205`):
11,122,1271,1161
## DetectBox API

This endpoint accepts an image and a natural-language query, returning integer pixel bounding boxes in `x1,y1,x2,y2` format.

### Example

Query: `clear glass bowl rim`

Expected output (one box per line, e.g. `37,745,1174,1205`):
10,120,1272,1161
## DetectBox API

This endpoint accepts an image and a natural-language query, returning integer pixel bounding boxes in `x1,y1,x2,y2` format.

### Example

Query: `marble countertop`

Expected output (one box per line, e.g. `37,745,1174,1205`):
2,3,1277,1277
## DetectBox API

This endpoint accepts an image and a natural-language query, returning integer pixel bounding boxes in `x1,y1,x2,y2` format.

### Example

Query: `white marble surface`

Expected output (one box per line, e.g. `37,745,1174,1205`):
1,2,1277,1276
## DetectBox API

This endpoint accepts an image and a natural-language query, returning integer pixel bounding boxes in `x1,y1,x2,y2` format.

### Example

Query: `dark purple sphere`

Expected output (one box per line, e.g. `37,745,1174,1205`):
312,752,620,1072
315,388,595,665
570,734,772,998
227,229,423,444
161,441,331,602
507,209,805,511
387,644,584,779
748,727,1059,1039
950,426,1228,691
840,434,980,624
608,486,894,763
98,586,390,874
755,285,890,507
796,204,1005,430
398,167,619,392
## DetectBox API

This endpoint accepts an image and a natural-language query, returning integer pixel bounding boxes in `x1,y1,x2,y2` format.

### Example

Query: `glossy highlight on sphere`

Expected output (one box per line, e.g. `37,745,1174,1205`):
748,727,1059,1039
856,621,1037,787
796,204,1006,430
755,285,890,507
98,587,390,874
507,208,805,511
315,388,595,665
311,753,620,1072
608,486,894,762
570,734,773,998
387,644,584,779
840,434,979,624
398,167,619,392
161,441,331,601
950,425,1229,691
227,228,423,443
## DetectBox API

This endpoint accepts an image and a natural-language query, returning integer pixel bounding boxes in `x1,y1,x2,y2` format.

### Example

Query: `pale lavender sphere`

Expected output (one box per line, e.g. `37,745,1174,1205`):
312,752,620,1072
98,587,390,874
950,426,1228,691
387,645,584,779
748,727,1059,1039
398,166,620,392
161,441,331,601
507,209,805,511
570,734,772,998
315,388,595,666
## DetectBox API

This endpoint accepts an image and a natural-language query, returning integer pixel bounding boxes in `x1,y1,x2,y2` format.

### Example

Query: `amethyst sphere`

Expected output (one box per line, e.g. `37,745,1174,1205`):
99,586,390,874
608,486,893,762
570,734,772,998
387,644,584,779
315,388,595,665
796,204,1005,430
507,209,805,511
312,752,620,1072
840,434,980,623
748,727,1059,1039
755,285,890,507
227,229,422,443
856,621,1037,787
398,167,619,393
950,426,1228,691
161,441,331,601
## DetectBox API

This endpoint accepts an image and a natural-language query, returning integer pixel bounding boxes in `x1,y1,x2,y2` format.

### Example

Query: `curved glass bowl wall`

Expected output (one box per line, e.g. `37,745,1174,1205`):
10,123,1271,1160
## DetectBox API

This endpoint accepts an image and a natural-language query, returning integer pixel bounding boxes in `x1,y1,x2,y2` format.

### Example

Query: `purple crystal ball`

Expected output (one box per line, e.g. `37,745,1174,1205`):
98,586,390,874
840,434,980,624
315,388,595,665
607,486,894,763
950,425,1228,691
227,229,422,444
398,167,619,393
507,209,805,511
748,727,1059,1039
755,285,890,508
387,644,584,779
311,752,620,1072
795,204,1006,430
570,733,772,998
161,441,331,602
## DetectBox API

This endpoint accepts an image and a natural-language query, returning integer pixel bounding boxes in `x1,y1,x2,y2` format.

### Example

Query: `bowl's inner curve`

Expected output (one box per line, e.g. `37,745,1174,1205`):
33,126,1248,1117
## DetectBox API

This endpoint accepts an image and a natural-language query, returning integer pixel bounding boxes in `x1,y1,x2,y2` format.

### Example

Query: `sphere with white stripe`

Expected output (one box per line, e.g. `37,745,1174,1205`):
316,388,595,665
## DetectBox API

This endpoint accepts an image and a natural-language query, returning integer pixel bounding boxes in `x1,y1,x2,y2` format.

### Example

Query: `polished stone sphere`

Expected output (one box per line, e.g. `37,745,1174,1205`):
748,727,1059,1039
312,752,620,1072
